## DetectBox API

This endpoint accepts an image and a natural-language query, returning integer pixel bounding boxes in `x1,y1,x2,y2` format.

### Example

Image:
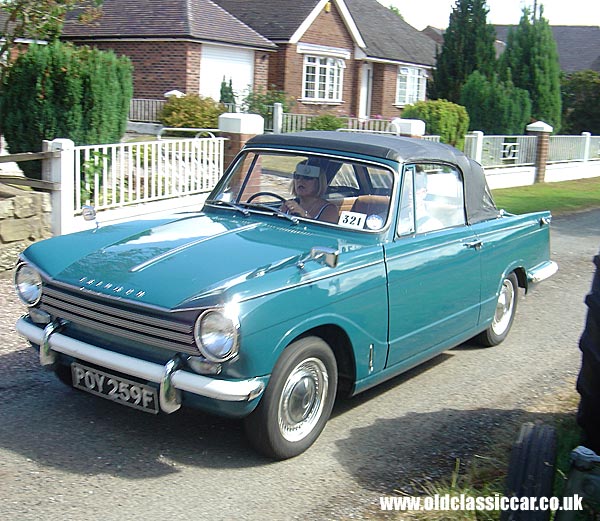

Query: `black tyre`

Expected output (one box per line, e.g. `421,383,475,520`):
244,336,337,460
54,363,73,387
501,422,557,521
477,272,519,346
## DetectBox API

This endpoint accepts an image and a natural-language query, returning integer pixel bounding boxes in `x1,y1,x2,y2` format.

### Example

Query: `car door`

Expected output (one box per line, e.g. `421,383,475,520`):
384,163,482,368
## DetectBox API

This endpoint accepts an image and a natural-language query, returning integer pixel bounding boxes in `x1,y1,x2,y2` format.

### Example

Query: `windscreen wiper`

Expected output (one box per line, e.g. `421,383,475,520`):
205,199,250,216
240,202,299,224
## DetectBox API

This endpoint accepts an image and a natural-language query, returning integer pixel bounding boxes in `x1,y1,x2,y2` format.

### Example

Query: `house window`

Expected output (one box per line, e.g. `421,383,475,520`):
396,66,427,106
303,55,345,102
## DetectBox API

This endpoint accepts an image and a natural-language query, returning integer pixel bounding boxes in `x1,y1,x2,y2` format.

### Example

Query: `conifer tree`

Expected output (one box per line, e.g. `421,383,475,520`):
499,7,561,131
430,0,496,103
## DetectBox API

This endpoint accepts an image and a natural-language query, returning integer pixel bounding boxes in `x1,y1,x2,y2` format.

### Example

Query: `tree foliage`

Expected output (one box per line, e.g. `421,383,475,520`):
402,99,470,149
0,41,132,178
561,70,600,134
305,114,345,131
0,0,102,80
158,94,225,129
241,86,295,119
499,7,561,131
219,77,236,105
430,0,496,103
460,71,531,134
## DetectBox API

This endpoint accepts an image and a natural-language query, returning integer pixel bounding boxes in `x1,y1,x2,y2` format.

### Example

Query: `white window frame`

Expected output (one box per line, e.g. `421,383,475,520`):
302,55,345,103
396,66,427,106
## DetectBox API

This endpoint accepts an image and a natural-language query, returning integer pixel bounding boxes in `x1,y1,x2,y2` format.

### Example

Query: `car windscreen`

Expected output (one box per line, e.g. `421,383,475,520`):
207,151,396,232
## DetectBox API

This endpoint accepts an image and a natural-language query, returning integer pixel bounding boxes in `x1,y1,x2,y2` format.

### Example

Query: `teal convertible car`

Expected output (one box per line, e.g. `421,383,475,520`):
14,131,557,459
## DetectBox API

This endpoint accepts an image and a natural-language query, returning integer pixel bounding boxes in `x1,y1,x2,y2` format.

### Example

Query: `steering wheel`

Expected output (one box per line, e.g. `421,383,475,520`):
246,192,287,204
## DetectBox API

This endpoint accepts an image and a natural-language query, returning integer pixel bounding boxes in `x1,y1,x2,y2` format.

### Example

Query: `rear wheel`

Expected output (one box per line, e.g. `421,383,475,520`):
244,336,337,459
477,272,519,346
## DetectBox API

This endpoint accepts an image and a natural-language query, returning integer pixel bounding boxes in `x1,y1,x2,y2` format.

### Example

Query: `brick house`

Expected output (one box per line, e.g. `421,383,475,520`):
61,0,436,119
61,0,276,100
215,0,437,118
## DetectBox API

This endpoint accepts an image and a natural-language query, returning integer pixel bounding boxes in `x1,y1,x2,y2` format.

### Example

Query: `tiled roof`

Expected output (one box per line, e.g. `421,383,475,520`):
345,0,436,66
215,0,321,41
61,0,276,49
217,0,436,66
494,25,600,73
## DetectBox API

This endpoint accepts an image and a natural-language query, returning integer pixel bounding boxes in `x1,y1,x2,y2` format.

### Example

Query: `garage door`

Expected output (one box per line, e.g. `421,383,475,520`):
200,45,254,102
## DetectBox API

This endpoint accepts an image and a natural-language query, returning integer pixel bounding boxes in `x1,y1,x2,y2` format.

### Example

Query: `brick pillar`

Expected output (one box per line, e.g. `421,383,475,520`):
218,113,265,170
526,121,553,184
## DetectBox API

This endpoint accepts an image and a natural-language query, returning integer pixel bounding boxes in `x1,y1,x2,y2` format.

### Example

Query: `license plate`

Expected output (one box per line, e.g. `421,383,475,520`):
71,362,159,414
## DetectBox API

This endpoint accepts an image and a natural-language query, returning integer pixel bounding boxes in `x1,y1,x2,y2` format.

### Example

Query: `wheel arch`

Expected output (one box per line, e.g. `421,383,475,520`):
291,324,356,398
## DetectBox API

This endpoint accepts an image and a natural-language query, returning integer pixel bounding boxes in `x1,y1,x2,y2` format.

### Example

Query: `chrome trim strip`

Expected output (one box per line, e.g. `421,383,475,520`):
16,317,266,403
43,287,192,332
237,258,385,304
528,260,558,284
130,223,259,273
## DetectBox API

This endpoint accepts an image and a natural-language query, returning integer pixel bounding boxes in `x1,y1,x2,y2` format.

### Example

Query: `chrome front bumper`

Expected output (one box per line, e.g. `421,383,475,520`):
16,317,265,413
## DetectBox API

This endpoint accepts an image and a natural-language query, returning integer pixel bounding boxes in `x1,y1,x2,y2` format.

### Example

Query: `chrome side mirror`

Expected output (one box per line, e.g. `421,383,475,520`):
82,205,97,221
81,205,99,231
310,247,339,268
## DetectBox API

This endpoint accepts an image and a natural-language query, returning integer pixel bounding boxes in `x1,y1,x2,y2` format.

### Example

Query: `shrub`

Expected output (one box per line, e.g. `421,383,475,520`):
241,86,294,119
402,99,470,149
158,94,225,129
305,114,346,131
460,71,531,134
0,41,132,179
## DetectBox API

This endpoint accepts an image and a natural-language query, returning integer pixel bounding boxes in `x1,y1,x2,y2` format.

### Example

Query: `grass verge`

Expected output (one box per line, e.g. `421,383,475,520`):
491,177,600,216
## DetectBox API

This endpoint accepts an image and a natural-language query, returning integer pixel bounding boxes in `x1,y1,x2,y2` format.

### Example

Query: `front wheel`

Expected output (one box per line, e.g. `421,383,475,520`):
244,337,338,459
477,272,519,347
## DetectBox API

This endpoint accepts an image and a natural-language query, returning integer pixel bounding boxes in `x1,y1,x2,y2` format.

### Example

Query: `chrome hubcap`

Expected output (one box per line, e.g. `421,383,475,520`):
278,358,328,442
492,278,515,335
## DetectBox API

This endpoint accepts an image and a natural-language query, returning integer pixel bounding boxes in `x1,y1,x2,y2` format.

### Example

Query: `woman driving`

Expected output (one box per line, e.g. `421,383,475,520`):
280,162,338,223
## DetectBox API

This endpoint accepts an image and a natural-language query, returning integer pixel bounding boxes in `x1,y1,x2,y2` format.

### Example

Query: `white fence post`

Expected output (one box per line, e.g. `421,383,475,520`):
582,132,591,162
273,103,283,134
472,131,484,164
45,138,75,236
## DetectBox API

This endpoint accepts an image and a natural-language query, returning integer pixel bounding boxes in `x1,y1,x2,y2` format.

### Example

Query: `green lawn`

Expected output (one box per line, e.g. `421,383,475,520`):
492,177,600,215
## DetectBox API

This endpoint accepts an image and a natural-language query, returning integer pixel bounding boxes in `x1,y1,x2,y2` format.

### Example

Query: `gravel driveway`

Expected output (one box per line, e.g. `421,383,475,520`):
0,209,598,521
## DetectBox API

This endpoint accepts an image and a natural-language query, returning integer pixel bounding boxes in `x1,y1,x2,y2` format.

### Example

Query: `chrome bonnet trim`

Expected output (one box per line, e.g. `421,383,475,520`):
16,317,265,403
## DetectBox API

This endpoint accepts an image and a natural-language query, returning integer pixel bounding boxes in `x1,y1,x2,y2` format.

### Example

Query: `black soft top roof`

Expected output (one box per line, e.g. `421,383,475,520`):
246,131,500,224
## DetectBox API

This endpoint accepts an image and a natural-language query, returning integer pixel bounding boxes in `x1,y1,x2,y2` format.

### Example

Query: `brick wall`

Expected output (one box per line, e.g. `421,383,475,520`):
370,63,404,119
0,185,52,273
254,52,270,91
69,39,269,101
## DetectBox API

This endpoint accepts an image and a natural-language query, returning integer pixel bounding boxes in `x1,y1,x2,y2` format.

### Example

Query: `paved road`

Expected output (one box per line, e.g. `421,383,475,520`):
1,210,598,521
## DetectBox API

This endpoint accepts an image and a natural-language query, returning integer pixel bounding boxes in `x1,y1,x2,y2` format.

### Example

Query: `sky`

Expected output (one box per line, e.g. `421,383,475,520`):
378,0,600,30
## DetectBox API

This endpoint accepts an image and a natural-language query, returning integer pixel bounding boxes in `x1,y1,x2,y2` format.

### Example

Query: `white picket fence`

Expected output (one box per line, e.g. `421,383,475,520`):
75,137,225,212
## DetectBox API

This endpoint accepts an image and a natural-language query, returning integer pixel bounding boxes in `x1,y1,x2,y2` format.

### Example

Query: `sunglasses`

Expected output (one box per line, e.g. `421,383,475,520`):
293,174,317,180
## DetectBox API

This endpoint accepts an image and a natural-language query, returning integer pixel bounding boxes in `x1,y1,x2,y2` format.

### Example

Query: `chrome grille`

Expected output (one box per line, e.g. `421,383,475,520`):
40,285,199,355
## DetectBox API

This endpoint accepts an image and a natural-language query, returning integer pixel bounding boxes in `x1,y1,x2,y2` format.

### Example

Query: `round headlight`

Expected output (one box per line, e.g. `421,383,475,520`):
194,309,239,363
14,263,43,306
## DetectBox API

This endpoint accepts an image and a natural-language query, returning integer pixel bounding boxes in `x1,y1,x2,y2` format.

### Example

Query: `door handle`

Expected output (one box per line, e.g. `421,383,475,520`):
464,240,483,250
